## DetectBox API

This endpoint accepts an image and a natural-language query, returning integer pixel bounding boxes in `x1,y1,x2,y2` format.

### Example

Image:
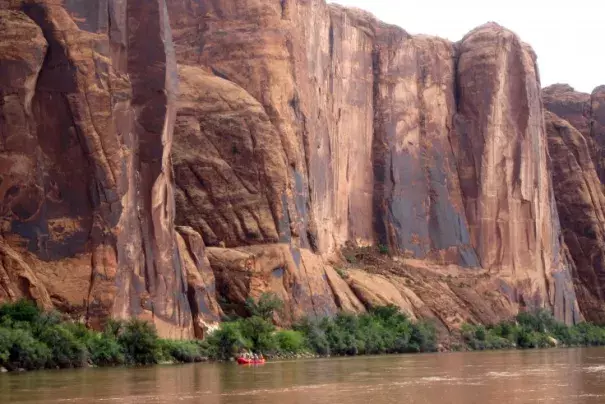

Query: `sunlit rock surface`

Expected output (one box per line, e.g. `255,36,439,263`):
0,0,600,336
544,85,605,323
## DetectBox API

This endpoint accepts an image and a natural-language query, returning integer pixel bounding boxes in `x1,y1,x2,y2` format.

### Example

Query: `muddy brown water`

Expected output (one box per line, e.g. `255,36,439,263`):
3,348,605,403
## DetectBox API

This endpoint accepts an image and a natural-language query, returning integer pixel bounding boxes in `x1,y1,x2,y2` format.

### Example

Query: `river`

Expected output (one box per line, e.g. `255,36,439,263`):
3,348,605,403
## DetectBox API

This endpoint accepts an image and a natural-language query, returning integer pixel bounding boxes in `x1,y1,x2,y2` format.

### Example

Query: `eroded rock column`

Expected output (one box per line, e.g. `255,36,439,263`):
452,23,578,322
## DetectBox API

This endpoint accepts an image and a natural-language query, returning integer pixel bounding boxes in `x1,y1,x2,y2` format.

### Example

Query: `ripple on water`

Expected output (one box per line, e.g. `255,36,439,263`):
418,376,459,382
486,371,521,377
520,368,557,375
584,365,605,373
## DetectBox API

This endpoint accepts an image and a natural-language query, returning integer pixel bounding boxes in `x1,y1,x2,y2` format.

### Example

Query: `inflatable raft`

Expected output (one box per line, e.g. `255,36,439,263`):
237,357,266,365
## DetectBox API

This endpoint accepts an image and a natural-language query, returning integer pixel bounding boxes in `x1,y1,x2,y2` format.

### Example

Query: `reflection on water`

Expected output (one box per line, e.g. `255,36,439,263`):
3,348,605,403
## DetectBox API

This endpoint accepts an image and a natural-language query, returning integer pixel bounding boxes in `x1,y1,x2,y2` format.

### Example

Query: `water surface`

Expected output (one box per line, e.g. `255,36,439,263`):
3,348,605,403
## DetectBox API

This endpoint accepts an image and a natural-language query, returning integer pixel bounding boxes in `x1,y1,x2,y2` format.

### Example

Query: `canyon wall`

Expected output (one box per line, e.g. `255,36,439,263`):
544,85,605,323
165,0,579,326
0,0,597,337
0,0,220,338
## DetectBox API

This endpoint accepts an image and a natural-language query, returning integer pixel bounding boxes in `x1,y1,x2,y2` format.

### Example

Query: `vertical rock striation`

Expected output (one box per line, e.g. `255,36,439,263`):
165,2,580,325
372,29,477,265
451,23,579,322
0,0,595,334
544,84,605,322
546,111,605,322
0,9,53,309
0,0,221,338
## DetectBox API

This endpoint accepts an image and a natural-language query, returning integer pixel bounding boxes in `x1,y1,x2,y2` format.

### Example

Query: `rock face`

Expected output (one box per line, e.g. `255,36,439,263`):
544,85,605,184
451,24,579,322
166,0,579,327
0,0,596,337
172,65,286,248
544,85,605,323
372,29,477,265
0,0,220,338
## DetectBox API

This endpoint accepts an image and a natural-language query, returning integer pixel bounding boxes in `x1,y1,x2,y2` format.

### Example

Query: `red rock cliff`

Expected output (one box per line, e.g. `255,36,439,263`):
165,0,579,326
0,0,591,337
544,85,605,323
0,0,220,338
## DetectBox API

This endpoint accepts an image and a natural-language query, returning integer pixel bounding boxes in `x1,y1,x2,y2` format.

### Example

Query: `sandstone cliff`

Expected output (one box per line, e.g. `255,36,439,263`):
544,85,605,323
0,0,216,338
0,0,593,338
166,0,579,327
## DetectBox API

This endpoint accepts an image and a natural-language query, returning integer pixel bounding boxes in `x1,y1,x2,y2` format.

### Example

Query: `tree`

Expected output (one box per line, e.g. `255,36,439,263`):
245,293,283,321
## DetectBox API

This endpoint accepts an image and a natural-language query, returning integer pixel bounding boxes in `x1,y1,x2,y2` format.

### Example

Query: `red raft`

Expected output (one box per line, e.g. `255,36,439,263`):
237,357,266,365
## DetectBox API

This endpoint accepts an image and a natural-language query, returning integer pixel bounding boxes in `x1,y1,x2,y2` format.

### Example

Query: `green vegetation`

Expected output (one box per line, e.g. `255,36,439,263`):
159,339,208,363
6,296,605,373
334,267,348,279
344,254,357,264
0,300,207,371
0,296,438,370
245,293,283,320
294,305,437,356
461,309,605,350
204,301,438,359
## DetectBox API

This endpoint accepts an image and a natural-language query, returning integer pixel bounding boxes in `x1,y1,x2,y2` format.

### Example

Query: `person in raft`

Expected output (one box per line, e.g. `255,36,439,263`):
238,351,264,361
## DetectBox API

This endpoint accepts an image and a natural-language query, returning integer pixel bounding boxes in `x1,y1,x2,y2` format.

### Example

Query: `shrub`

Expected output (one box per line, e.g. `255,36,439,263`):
16,299,605,373
292,306,436,357
344,254,357,264
516,309,557,333
0,300,40,324
275,330,306,353
459,310,605,351
474,325,487,341
378,244,389,255
461,323,515,350
487,335,513,349
104,319,124,339
86,333,125,366
245,293,283,320
161,340,207,363
37,324,88,368
295,319,330,355
515,327,540,348
574,322,605,346
0,327,12,364
409,321,437,353
239,316,277,352
62,322,94,341
334,267,348,279
206,321,250,360
30,311,63,337
0,328,50,371
117,320,161,365
491,321,516,340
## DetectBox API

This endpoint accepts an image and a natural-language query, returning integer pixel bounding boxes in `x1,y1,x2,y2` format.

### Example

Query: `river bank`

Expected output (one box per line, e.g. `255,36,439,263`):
2,298,605,373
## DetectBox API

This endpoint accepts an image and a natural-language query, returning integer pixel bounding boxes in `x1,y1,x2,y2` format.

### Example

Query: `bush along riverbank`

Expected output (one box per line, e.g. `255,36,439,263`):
0,300,209,371
208,301,438,360
3,295,605,372
0,297,437,371
459,309,605,350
